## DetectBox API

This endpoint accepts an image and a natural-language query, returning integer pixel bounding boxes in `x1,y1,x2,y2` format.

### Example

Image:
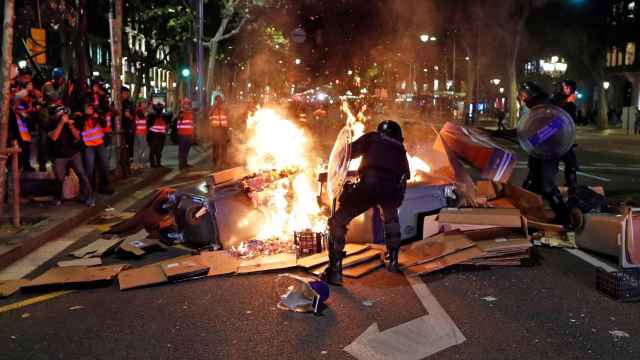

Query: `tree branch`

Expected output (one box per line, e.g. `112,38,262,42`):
215,15,248,42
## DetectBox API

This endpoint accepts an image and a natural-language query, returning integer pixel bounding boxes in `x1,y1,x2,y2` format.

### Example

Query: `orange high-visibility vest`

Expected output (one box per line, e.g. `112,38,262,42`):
177,111,194,136
135,116,147,136
209,108,228,128
149,116,166,134
82,121,105,147
16,115,32,142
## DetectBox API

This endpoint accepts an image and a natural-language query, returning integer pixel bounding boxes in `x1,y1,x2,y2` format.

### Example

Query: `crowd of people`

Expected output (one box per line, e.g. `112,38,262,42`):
6,65,228,207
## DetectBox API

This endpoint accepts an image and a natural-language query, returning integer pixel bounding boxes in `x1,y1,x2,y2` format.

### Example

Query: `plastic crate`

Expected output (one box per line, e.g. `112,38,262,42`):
294,231,326,258
596,267,640,302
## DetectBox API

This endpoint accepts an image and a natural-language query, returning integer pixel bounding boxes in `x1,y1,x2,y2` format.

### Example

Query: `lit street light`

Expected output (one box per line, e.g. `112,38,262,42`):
540,56,568,78
294,58,301,65
420,34,430,43
17,60,27,68
490,78,501,86
603,81,611,90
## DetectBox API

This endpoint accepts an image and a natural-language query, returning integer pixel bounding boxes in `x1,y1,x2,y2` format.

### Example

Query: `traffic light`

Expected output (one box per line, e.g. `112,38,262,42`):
181,67,191,77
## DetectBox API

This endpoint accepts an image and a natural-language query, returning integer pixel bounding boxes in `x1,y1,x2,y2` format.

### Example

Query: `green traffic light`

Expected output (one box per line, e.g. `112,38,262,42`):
181,68,191,77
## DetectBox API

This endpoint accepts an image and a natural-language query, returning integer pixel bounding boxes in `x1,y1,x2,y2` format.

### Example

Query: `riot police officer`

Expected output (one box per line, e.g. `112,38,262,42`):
552,79,579,194
519,82,572,227
321,120,410,286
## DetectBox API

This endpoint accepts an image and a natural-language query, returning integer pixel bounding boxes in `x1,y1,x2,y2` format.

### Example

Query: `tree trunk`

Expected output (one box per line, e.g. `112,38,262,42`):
205,16,231,98
0,0,16,219
597,85,609,129
76,0,90,95
109,0,126,178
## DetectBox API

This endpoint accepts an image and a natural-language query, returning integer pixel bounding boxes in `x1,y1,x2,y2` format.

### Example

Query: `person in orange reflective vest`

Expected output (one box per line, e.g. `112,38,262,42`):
176,98,195,170
208,95,229,166
79,103,113,194
147,102,168,168
8,101,34,171
133,102,149,168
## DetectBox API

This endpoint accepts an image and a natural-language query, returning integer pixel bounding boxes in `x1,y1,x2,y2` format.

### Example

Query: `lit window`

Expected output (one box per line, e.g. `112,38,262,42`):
626,42,636,65
618,47,625,66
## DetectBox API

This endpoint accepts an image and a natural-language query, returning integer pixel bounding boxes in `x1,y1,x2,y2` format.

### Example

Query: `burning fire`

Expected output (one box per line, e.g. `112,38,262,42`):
242,109,326,241
408,155,432,182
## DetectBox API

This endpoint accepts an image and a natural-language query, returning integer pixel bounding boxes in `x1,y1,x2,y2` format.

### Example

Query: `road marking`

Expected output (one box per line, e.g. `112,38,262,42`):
0,291,73,315
592,163,616,167
344,275,465,359
162,149,212,182
575,171,611,182
565,249,618,273
514,165,612,182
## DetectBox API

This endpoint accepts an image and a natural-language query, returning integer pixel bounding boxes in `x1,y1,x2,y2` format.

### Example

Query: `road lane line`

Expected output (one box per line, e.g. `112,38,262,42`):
575,171,611,182
565,249,618,273
0,291,73,315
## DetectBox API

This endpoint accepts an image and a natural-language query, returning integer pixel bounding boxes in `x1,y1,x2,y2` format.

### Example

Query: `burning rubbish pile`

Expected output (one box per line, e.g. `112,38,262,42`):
4,107,640,305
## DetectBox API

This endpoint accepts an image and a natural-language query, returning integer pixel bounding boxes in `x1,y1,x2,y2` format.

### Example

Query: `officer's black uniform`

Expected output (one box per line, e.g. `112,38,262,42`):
520,83,571,226
147,105,168,168
322,120,410,286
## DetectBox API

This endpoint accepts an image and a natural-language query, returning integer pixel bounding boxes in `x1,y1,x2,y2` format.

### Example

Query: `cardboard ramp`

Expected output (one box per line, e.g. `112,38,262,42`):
310,249,384,276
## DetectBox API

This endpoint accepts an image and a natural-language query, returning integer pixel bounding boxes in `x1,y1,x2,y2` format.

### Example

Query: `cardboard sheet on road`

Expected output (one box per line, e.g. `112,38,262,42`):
296,244,369,269
310,249,384,276
343,258,385,278
118,265,168,290
118,232,162,257
57,258,102,267
0,279,30,298
438,208,523,228
237,253,297,274
403,246,485,276
71,238,122,258
198,251,239,276
161,256,210,281
398,231,475,268
24,264,129,289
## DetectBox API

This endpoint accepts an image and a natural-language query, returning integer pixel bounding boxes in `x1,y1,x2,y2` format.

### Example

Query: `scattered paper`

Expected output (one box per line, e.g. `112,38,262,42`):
609,330,630,340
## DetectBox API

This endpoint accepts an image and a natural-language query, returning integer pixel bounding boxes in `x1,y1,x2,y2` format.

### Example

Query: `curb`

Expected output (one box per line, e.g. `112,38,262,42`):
0,145,212,271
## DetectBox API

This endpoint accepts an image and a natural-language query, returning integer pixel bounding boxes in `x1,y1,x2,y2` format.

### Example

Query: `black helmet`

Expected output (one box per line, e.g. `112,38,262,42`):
519,81,544,98
377,120,403,142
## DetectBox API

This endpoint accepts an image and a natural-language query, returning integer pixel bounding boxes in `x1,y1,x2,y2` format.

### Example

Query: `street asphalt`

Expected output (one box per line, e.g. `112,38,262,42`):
1,121,639,360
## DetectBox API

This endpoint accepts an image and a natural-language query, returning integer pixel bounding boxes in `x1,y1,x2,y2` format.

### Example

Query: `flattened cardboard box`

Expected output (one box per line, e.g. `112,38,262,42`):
311,249,384,276
237,253,298,274
343,258,385,278
161,256,210,281
25,264,128,289
297,243,369,269
0,279,30,298
438,208,523,228
404,246,486,276
399,231,475,268
198,251,239,276
57,257,102,268
118,265,168,290
71,238,122,258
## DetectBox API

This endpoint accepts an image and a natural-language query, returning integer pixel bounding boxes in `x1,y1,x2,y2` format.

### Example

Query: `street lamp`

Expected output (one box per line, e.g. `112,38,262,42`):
17,60,27,68
294,58,301,65
490,78,501,86
540,56,568,78
603,81,611,90
499,87,505,94
420,34,430,43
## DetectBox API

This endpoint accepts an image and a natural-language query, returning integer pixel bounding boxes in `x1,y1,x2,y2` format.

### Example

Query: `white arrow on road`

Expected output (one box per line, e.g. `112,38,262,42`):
344,275,466,360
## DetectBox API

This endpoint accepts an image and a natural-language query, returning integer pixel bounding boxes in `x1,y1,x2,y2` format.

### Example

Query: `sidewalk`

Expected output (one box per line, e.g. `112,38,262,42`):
0,142,211,271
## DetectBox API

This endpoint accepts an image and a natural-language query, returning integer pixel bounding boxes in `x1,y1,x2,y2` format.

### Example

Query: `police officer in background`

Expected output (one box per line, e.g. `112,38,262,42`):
552,79,579,194
208,95,229,166
147,102,168,168
176,98,195,170
519,82,571,227
321,120,410,286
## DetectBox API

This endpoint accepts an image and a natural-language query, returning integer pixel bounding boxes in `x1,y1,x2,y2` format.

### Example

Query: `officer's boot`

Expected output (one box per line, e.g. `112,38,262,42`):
321,248,344,286
386,246,402,273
